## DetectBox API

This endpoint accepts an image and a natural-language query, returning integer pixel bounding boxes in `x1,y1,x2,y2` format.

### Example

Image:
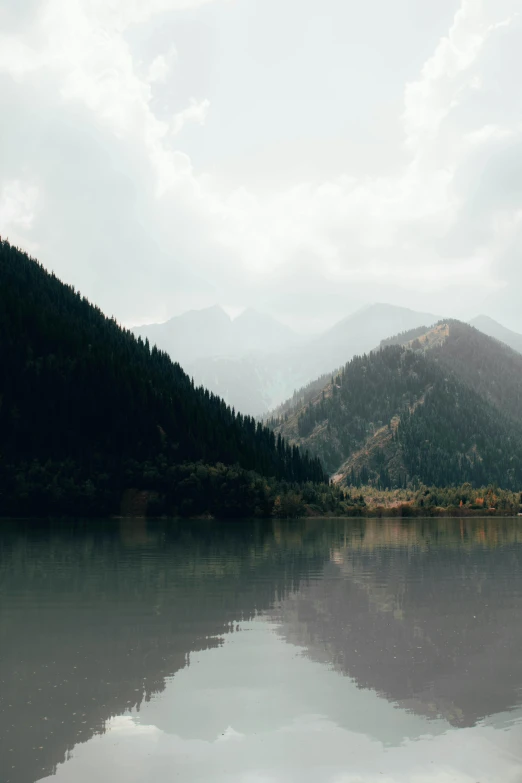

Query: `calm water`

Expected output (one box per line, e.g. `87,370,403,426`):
2,518,522,783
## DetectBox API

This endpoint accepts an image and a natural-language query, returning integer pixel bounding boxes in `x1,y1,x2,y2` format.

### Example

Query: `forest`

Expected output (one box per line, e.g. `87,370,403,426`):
0,239,328,517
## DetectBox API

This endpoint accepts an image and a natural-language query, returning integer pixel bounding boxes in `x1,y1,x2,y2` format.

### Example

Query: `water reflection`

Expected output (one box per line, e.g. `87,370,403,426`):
0,518,522,783
275,518,522,728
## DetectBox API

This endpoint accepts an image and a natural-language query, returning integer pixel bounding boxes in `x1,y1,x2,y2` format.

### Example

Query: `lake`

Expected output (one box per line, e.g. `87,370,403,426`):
1,517,522,783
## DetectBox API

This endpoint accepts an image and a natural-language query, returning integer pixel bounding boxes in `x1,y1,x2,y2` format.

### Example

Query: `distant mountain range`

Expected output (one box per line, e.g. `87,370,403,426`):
272,320,522,490
134,303,444,415
134,305,522,417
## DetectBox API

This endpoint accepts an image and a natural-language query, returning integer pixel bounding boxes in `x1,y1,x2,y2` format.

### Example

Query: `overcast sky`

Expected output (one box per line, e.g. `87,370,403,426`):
1,0,522,333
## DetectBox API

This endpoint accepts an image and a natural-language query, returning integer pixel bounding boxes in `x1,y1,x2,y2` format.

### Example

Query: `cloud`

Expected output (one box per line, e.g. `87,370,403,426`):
0,179,39,231
45,689,522,783
1,0,522,330
146,47,177,84
402,0,516,153
172,98,210,135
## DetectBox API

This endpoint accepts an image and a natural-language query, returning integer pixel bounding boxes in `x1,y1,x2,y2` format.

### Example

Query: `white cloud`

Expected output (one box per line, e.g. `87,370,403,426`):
0,180,40,251
146,48,177,84
0,180,39,229
172,98,211,135
1,0,522,329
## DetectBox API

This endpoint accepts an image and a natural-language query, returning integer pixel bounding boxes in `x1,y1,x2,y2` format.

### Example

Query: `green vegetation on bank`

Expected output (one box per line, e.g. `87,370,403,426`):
343,484,522,517
1,458,346,518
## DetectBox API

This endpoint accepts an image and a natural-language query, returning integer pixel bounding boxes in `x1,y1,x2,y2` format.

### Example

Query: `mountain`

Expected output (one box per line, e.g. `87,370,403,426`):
133,306,307,416
305,302,441,374
264,304,442,412
133,305,235,366
470,315,522,355
231,307,304,354
133,305,301,368
272,320,522,489
181,303,442,416
260,304,441,419
0,239,327,517
186,354,276,417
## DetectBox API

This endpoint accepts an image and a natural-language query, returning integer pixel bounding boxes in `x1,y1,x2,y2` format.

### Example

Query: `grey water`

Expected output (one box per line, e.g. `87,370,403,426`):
2,518,522,783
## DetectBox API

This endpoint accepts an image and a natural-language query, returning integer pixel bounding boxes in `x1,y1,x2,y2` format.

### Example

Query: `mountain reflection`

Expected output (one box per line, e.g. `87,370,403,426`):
0,518,327,783
1,518,522,783
274,518,522,728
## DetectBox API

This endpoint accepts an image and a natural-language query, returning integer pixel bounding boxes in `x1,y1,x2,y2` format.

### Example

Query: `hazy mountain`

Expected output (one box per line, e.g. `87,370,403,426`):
133,305,301,368
187,303,441,416
133,305,234,366
272,320,522,488
186,354,275,416
231,307,304,354
470,314,522,355
133,306,306,416
260,303,442,413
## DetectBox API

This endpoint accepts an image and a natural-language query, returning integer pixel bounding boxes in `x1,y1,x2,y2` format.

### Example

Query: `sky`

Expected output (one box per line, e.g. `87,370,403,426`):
1,0,522,333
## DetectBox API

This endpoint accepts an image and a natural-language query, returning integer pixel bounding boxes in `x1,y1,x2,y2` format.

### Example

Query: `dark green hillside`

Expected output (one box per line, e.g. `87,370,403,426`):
0,240,326,515
272,323,522,490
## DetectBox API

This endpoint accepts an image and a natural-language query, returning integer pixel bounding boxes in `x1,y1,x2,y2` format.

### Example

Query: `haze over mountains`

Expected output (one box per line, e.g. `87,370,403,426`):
133,304,522,417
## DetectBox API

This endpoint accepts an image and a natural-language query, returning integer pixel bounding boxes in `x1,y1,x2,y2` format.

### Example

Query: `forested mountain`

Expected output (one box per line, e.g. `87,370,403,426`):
271,321,522,490
470,315,522,355
0,240,327,516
